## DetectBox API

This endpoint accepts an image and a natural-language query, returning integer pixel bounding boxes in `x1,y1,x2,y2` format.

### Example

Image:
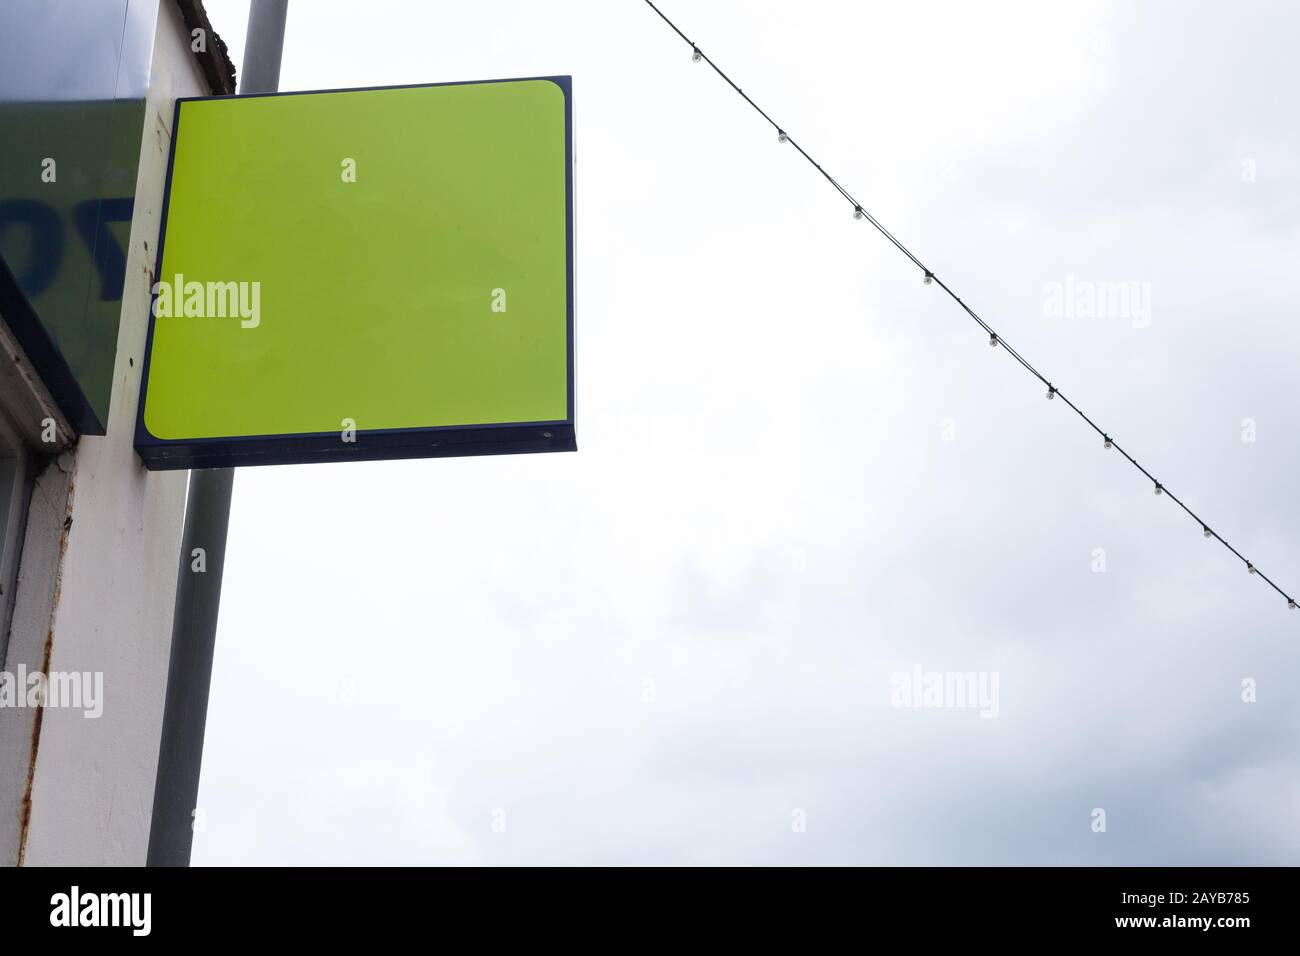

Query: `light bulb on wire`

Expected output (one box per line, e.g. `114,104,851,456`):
641,0,1300,619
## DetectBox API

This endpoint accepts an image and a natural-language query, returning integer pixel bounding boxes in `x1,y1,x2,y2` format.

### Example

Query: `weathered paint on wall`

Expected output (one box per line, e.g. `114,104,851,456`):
0,0,201,866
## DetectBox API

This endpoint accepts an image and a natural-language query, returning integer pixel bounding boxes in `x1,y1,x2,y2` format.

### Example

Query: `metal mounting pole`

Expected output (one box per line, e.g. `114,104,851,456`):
146,468,234,866
239,0,289,95
147,0,288,867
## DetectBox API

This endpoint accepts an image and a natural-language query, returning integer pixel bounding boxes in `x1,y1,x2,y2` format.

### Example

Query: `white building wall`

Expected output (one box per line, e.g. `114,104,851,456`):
0,0,205,865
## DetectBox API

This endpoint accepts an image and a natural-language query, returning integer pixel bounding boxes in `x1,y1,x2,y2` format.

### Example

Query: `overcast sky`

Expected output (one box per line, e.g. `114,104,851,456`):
191,0,1300,865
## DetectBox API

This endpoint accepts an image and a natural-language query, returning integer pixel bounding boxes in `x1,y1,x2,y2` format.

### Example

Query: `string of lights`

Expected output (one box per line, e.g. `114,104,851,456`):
643,0,1298,613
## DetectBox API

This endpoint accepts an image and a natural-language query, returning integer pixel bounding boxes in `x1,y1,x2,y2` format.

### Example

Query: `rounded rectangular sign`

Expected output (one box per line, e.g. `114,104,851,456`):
136,76,574,469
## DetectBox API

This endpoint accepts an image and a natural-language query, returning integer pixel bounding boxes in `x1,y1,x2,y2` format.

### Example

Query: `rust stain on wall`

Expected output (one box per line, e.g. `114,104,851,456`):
15,458,76,867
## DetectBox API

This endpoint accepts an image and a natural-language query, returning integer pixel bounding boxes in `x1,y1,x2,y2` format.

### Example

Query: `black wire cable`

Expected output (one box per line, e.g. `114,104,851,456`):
642,0,1298,613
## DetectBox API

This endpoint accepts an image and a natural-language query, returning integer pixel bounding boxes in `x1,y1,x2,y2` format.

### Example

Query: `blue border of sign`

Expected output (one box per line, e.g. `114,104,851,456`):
135,75,575,470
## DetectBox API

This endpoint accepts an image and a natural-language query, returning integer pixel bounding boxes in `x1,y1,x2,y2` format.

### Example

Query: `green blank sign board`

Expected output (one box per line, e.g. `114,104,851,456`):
137,76,574,469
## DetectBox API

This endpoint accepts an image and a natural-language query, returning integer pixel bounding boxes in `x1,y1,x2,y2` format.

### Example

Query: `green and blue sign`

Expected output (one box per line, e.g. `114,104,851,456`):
137,76,575,469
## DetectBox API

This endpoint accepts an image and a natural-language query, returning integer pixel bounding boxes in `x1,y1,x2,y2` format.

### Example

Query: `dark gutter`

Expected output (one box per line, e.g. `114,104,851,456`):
174,1,238,95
